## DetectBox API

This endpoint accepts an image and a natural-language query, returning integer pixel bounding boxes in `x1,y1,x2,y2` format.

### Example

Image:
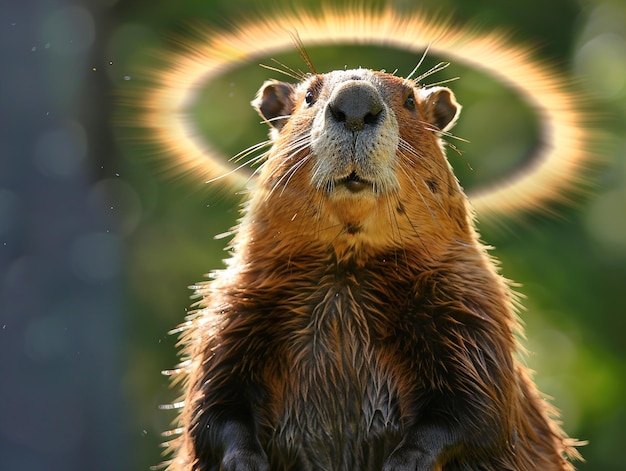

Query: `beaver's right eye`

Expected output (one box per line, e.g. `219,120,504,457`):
305,90,316,106
404,94,416,111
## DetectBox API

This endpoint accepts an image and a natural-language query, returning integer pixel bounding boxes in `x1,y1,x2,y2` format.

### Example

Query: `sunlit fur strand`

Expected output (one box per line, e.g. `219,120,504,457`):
229,139,271,164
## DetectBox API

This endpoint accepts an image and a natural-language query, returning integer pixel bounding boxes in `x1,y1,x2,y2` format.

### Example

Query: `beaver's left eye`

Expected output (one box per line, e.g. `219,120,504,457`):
305,90,316,106
404,94,416,111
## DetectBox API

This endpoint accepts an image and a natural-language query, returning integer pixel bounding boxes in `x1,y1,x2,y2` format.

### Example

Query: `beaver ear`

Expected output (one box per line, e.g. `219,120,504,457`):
252,80,296,131
419,86,461,132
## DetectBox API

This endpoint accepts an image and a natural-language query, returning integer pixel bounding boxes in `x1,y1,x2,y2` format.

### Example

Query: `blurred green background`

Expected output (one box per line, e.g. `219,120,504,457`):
1,0,625,470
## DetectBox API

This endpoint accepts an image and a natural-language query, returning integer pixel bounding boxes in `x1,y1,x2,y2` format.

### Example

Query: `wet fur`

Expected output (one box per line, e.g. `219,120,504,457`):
165,70,580,470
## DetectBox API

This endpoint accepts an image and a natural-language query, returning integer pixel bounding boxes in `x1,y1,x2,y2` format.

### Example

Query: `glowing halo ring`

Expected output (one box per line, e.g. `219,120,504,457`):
142,6,591,218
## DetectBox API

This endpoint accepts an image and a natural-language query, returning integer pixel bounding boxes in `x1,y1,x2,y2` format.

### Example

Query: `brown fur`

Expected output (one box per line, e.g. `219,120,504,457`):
164,69,580,470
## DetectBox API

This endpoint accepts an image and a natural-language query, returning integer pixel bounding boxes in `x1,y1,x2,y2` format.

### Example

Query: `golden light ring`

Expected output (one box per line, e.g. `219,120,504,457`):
143,6,590,218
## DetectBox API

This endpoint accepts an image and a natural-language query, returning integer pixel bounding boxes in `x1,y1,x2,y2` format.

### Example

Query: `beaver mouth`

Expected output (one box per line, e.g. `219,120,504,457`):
336,171,373,193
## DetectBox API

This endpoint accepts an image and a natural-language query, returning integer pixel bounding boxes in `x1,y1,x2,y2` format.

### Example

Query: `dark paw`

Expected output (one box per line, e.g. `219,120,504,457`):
382,444,436,471
221,448,269,471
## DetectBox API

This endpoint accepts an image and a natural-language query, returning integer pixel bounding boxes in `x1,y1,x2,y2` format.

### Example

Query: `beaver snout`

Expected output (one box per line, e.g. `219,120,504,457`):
305,73,401,197
327,80,385,133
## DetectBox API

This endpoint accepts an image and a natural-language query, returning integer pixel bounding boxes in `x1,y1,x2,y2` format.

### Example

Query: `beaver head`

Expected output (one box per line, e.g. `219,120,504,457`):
250,69,467,257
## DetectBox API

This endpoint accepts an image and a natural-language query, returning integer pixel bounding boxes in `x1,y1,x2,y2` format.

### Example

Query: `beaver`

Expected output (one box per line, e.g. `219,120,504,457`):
159,66,582,470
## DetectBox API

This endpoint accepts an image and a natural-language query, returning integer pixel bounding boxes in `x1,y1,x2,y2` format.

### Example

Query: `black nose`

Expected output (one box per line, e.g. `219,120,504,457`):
328,81,384,132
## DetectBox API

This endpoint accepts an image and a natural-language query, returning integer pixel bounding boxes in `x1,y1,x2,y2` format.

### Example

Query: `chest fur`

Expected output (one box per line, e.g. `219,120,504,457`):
264,282,404,469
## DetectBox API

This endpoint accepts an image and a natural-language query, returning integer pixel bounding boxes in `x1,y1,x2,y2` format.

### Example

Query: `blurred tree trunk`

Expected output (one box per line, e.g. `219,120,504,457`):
0,1,130,469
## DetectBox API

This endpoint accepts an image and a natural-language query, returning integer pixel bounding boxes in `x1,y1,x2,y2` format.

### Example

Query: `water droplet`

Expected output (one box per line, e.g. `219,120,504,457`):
123,75,131,81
